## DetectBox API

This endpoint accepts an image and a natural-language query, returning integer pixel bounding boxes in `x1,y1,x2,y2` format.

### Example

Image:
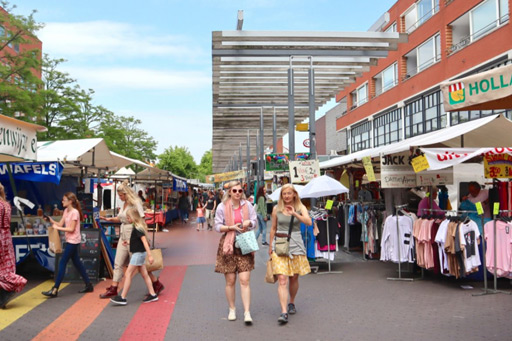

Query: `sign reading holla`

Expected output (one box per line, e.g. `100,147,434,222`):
289,160,320,184
380,151,416,188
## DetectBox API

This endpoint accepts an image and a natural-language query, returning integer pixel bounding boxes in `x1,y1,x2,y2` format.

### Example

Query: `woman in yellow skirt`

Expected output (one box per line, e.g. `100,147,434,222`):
268,184,312,324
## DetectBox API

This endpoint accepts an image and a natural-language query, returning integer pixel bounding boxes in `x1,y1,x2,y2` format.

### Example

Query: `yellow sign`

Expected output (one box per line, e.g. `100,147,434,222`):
475,202,484,215
296,123,309,131
484,153,512,178
362,156,376,182
206,170,246,183
493,202,500,216
411,155,430,173
325,200,334,210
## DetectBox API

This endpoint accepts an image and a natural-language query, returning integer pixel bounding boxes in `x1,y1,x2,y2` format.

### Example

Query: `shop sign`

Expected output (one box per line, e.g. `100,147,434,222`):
265,153,311,171
362,156,376,182
0,161,63,184
380,151,416,188
416,169,454,186
289,160,320,184
206,170,246,183
442,63,512,111
173,177,188,191
0,118,38,161
421,147,512,171
484,152,512,178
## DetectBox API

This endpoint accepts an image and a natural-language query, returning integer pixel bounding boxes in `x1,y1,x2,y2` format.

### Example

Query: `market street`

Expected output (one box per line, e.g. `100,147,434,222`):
1,216,511,341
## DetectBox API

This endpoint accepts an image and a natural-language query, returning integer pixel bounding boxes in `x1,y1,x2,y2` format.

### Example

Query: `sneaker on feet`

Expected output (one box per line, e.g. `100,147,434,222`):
288,303,296,314
143,294,158,303
244,311,253,324
228,308,236,321
278,313,288,324
110,295,127,305
262,241,269,246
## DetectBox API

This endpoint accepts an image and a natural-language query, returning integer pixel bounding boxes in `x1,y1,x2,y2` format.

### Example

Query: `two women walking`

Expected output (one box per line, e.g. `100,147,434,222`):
215,182,311,325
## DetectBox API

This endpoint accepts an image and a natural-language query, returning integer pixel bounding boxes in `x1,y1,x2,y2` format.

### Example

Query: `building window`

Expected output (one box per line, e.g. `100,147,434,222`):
385,22,397,32
350,83,368,109
451,109,511,125
403,0,440,33
350,120,372,152
404,33,441,78
405,90,446,138
374,108,402,147
374,63,398,97
450,0,509,54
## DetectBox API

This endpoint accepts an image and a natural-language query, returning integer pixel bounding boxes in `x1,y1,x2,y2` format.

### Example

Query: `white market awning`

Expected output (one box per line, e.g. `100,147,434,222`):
110,151,151,169
320,114,512,169
0,114,47,162
37,138,117,172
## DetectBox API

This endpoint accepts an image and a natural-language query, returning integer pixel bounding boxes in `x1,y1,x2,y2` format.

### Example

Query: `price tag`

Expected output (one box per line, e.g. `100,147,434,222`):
355,180,360,187
325,200,334,210
362,156,376,182
493,202,500,216
475,202,484,215
411,154,430,173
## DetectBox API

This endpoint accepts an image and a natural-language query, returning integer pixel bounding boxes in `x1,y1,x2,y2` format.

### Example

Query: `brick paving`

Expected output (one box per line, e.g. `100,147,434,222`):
1,215,511,340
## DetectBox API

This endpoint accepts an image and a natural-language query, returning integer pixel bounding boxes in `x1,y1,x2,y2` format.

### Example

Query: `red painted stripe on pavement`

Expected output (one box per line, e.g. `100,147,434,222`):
120,266,187,341
33,280,111,341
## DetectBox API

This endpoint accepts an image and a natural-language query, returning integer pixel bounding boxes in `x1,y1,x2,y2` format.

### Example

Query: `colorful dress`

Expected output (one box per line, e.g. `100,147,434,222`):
0,200,27,292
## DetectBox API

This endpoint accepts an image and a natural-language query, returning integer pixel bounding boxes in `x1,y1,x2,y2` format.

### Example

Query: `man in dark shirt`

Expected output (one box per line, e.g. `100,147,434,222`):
205,191,216,230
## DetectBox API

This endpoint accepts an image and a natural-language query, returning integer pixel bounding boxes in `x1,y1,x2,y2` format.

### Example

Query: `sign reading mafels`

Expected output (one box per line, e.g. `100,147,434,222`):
289,160,320,184
380,151,416,188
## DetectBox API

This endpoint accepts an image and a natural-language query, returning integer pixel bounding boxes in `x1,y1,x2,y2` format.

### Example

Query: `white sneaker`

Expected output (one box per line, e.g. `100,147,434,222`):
228,308,236,321
244,311,253,324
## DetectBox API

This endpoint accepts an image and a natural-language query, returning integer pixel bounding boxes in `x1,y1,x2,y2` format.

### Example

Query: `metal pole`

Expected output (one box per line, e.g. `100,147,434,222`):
239,143,242,171
246,130,251,196
260,108,264,186
288,66,295,161
255,129,260,189
308,63,316,159
273,107,277,153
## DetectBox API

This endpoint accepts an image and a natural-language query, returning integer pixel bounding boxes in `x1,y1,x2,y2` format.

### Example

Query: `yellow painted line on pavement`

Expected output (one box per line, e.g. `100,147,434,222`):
0,280,69,331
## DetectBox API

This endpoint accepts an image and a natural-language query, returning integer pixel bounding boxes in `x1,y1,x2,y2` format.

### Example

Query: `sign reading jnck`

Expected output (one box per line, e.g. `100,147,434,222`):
442,64,512,112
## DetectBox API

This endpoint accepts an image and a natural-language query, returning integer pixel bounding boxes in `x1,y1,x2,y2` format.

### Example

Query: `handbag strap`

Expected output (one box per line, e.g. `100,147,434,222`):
286,215,295,241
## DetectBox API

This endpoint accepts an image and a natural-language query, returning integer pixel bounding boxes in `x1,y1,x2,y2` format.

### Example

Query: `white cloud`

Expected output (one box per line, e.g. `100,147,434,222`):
39,21,204,59
62,65,211,91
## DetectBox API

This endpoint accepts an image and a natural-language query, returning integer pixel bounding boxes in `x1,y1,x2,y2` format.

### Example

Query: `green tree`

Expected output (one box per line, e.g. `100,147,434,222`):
99,113,157,163
0,2,44,120
197,149,212,182
158,146,198,178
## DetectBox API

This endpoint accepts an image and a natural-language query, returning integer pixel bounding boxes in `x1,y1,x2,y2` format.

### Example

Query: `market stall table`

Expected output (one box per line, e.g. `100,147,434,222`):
145,211,165,230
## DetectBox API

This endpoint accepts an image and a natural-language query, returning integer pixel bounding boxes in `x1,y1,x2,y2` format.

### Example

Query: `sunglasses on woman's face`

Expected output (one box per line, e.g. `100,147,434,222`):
231,189,244,194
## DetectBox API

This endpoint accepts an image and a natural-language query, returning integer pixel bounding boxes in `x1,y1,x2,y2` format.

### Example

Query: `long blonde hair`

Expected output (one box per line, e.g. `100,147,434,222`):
0,183,5,201
126,207,147,236
222,180,247,203
277,184,306,213
117,181,141,208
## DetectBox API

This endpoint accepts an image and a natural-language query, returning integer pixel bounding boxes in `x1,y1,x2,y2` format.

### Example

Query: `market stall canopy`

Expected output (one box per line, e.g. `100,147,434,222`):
0,114,47,162
320,114,512,169
37,138,117,173
134,167,171,181
212,30,407,172
110,151,151,169
441,63,512,112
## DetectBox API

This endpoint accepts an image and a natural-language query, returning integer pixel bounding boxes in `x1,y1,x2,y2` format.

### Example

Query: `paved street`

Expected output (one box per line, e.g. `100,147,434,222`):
1,217,512,341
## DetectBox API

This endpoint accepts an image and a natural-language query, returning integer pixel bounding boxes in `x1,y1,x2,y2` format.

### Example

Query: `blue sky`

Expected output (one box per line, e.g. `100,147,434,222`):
16,0,396,163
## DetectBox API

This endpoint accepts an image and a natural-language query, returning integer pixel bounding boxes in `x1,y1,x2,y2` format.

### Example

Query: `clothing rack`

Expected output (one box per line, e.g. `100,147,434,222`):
474,209,512,296
360,202,384,261
388,204,417,282
313,208,342,275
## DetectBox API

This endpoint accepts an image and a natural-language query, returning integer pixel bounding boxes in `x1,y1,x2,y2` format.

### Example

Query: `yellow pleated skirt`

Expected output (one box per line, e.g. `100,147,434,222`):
271,252,311,276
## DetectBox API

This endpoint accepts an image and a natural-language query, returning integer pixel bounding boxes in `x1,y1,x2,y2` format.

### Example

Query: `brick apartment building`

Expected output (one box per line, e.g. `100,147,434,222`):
315,0,511,156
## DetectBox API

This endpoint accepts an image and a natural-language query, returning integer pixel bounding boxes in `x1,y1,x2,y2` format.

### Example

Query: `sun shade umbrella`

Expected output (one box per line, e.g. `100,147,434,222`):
300,175,349,199
269,184,305,202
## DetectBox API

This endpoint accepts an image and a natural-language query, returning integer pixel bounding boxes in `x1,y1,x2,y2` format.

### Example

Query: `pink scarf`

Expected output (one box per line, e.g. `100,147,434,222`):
223,199,249,255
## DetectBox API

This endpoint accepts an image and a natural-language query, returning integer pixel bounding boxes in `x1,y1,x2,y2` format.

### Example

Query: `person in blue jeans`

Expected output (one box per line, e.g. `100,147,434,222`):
254,186,268,245
178,192,189,223
42,192,93,297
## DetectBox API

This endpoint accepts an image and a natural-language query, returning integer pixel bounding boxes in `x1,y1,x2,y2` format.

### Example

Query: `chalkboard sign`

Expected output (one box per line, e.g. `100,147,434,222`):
77,191,94,220
56,227,101,282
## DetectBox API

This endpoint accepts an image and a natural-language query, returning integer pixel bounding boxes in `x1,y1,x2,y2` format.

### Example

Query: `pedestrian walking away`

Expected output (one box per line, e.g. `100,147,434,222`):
110,207,158,305
0,183,27,308
42,192,93,298
99,182,164,299
254,186,269,246
178,192,190,223
268,184,312,324
214,181,257,325
205,191,216,230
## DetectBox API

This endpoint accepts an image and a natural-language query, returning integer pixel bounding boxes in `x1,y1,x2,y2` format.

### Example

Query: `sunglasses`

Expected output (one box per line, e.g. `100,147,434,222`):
231,189,244,194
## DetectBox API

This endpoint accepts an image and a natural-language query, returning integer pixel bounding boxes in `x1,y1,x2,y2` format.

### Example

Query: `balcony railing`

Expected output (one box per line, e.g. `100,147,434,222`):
449,16,509,55
405,4,440,33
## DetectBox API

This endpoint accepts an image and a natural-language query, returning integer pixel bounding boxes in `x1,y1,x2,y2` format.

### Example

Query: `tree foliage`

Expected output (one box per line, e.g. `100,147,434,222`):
196,149,212,182
157,146,198,178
